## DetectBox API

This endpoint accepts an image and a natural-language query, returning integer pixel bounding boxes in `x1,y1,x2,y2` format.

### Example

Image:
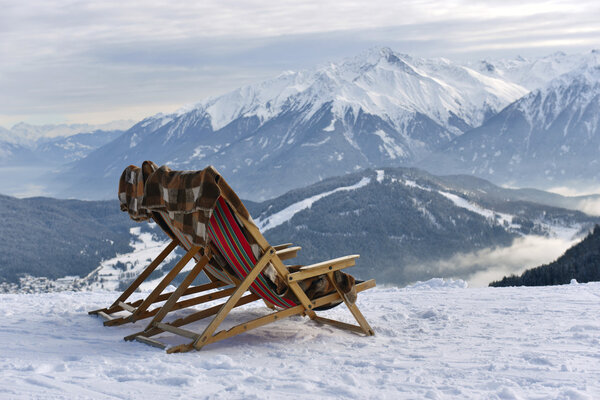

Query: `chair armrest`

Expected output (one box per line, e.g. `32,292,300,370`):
287,255,359,282
276,246,301,261
273,243,294,251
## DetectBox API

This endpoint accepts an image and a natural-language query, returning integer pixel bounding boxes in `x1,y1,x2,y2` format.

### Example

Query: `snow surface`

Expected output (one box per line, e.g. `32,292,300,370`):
1,281,599,399
255,177,371,231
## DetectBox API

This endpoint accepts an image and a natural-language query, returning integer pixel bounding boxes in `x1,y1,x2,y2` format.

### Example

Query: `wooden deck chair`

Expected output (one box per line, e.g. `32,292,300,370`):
88,210,300,327
127,196,375,353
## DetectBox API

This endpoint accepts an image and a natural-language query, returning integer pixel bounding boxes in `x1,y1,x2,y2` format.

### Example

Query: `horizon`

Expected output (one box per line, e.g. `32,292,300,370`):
1,0,599,128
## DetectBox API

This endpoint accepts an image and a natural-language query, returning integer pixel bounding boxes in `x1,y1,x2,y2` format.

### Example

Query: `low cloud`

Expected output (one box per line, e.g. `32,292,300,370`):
575,198,600,217
547,185,600,197
411,235,581,287
546,186,600,217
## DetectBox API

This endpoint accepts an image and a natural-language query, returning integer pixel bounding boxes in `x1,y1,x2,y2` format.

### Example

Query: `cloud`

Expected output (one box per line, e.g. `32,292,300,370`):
1,0,600,126
576,198,600,217
546,186,600,197
545,186,600,217
410,235,582,287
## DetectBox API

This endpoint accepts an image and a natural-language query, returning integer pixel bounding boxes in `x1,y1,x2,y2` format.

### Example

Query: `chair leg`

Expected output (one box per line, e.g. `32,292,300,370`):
326,272,374,336
124,292,258,342
190,248,275,351
142,254,209,330
89,239,178,317
128,245,202,323
136,280,375,352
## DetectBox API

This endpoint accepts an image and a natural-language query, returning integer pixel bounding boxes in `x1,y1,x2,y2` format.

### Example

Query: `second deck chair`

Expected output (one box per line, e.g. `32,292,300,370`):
89,209,304,326
126,195,375,353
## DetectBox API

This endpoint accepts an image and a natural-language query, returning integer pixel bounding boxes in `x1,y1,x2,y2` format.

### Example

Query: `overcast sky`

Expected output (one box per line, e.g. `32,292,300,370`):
1,0,599,128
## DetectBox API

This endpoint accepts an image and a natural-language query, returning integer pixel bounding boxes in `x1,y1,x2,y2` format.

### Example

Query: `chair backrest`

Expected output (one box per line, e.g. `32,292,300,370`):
154,210,233,285
207,197,297,309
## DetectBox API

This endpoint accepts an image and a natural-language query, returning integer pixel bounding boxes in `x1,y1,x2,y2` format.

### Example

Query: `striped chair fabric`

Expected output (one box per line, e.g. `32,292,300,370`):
207,197,297,309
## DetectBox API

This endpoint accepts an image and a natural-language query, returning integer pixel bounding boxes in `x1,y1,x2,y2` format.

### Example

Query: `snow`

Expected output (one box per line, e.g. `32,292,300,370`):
401,179,432,192
323,118,336,132
83,227,180,292
437,190,583,239
255,177,371,231
372,129,405,159
438,190,514,226
300,136,331,147
2,281,599,399
405,277,468,289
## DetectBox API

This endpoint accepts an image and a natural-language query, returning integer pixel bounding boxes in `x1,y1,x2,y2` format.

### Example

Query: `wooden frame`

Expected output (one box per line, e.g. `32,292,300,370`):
88,239,229,326
125,204,375,353
89,224,303,328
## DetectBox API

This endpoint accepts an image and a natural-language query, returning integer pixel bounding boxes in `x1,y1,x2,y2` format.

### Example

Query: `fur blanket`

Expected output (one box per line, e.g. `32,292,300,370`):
118,161,357,304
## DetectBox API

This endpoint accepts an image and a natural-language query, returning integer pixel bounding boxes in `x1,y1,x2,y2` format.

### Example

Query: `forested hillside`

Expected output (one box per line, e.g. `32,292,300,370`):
490,225,600,287
0,195,135,283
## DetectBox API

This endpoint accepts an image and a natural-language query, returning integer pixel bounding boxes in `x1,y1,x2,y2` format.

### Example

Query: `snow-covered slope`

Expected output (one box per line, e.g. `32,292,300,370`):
427,54,600,190
2,281,599,399
56,48,529,200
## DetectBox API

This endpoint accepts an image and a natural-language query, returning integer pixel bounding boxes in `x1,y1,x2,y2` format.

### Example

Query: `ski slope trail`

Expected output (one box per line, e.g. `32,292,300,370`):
1,281,599,399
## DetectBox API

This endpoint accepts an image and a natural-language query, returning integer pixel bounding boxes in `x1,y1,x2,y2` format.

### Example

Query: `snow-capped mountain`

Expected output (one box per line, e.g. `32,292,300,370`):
56,48,528,200
0,124,130,197
194,48,527,134
0,120,134,145
0,122,131,167
469,50,600,90
34,130,126,164
426,54,600,190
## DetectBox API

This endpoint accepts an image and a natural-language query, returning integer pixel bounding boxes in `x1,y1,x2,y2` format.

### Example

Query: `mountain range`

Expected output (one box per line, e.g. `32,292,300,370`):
425,53,600,190
0,122,134,197
30,48,597,201
0,121,134,166
251,167,598,285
